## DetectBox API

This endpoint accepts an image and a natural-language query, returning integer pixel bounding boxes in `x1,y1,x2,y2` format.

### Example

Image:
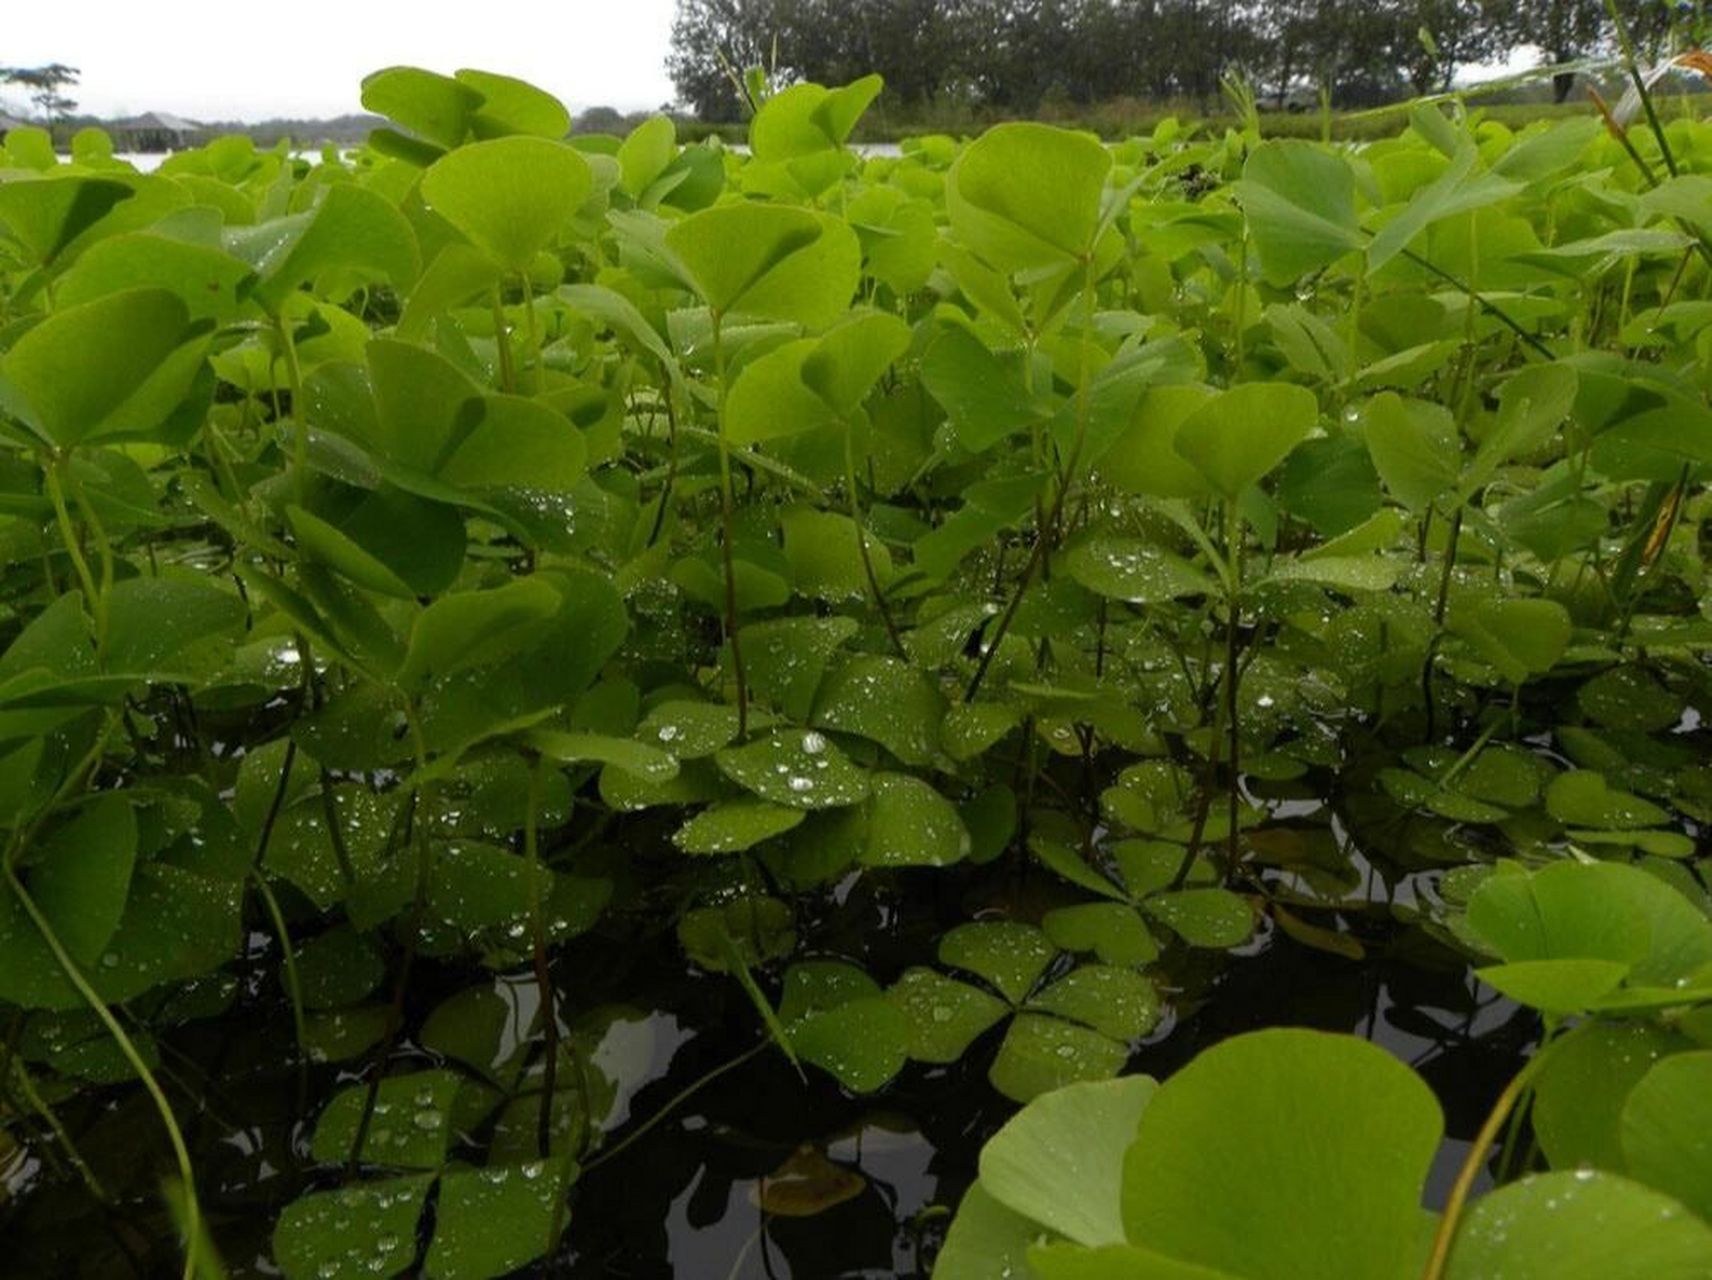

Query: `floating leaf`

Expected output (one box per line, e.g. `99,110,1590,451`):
425,1158,574,1280
273,1174,434,1280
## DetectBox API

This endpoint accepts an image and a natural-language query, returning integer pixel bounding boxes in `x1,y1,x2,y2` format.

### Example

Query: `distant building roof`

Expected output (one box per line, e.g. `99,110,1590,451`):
110,111,204,133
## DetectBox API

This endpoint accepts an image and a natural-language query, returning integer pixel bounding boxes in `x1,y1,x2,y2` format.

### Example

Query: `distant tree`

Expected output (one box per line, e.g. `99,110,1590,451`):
667,0,806,118
1,63,81,121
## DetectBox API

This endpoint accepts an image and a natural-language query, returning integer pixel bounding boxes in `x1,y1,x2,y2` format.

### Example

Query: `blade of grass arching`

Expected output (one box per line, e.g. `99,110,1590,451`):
716,930,804,1080
1606,0,1680,178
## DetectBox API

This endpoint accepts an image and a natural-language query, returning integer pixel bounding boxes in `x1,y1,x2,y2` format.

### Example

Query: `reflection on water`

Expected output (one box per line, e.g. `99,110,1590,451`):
0,698,1582,1279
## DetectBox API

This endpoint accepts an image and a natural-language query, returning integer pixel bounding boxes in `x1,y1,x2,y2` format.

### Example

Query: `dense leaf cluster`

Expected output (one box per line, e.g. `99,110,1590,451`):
1,57,1712,1280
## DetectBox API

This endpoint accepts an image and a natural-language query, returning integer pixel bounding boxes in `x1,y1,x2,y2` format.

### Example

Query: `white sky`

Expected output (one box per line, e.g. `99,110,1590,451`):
0,0,681,121
0,5,1554,126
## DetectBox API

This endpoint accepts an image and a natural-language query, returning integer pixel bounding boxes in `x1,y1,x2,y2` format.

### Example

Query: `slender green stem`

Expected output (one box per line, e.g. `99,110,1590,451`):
520,272,541,389
581,1040,768,1173
6,865,201,1280
525,755,560,1159
492,290,516,393
276,314,309,507
45,456,106,648
843,426,905,658
710,311,749,734
1421,1029,1572,1280
251,871,310,1110
1224,499,1242,878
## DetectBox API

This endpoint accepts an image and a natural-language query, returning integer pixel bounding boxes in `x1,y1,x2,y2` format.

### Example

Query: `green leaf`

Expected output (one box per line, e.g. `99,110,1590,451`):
664,204,859,328
1044,903,1160,967
673,799,805,854
934,1182,1041,1280
105,576,246,676
1545,771,1671,830
362,66,484,149
888,967,1008,1062
396,579,561,691
714,729,870,810
861,772,971,866
1464,860,1712,1009
1621,1051,1712,1221
722,339,839,445
1029,966,1161,1041
273,1174,434,1280
528,730,679,782
780,506,892,603
1062,532,1214,603
637,700,740,758
990,1014,1129,1103
1368,148,1520,273
310,1070,463,1169
56,231,254,322
292,925,386,1010
1446,1171,1712,1280
421,138,592,271
239,184,420,312
0,288,206,447
28,795,136,968
789,993,911,1093
1143,889,1253,949
1174,382,1319,499
1466,363,1577,489
1535,1023,1692,1172
438,395,588,495
457,68,571,140
1362,392,1461,511
947,122,1112,273
919,326,1048,452
980,1074,1157,1246
618,115,676,197
940,921,1056,1003
1028,1242,1240,1279
425,1157,575,1280
1450,598,1571,684
1101,384,1217,500
0,175,136,268
1474,959,1631,1014
750,75,883,160
1234,142,1361,284
814,655,944,767
738,616,858,721
1121,1028,1442,1280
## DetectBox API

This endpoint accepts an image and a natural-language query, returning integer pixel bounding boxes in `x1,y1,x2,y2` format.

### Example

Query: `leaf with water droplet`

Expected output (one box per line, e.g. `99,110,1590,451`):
939,922,1056,1004
888,967,1008,1063
673,799,805,854
813,654,945,767
861,773,971,867
1028,966,1161,1042
637,700,740,758
1143,889,1253,949
310,1069,462,1169
715,729,870,810
425,1156,576,1280
1447,1170,1712,1280
989,1013,1129,1103
273,1173,433,1280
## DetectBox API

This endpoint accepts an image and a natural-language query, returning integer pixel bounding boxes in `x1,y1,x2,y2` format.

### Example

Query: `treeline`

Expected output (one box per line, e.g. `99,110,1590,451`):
668,0,1707,118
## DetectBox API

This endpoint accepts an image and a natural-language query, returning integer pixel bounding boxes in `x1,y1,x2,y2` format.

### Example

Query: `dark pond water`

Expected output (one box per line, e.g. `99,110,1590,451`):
1,831,1535,1279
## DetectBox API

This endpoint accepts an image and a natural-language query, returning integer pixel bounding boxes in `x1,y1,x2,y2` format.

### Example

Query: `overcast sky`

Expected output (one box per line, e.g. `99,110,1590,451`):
2,0,681,121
